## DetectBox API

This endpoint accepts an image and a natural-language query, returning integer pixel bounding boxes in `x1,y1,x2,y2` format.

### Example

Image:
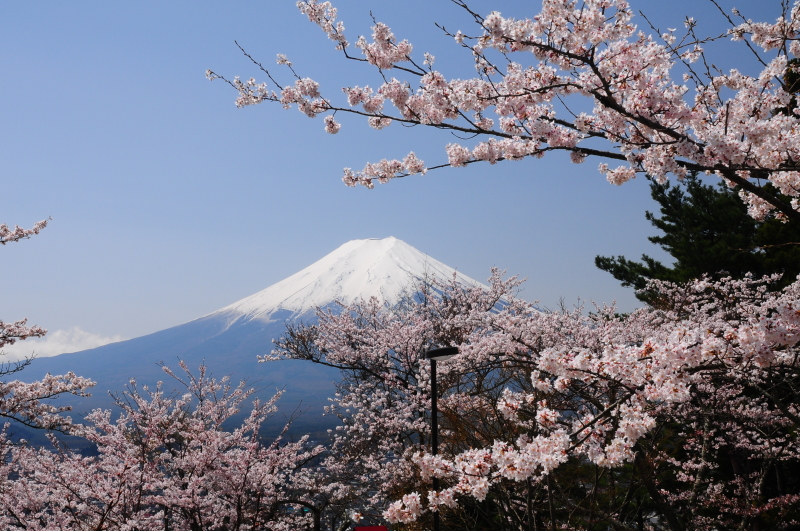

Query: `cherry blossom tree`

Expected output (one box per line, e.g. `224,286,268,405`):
0,362,356,531
0,219,49,362
210,0,800,222
272,270,800,530
0,218,94,433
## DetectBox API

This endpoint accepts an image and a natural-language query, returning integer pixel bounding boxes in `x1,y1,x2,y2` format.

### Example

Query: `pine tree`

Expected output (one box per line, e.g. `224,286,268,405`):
596,175,800,303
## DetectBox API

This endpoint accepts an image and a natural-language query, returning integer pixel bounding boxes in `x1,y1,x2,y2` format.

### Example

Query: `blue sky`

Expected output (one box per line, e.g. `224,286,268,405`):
1,0,781,354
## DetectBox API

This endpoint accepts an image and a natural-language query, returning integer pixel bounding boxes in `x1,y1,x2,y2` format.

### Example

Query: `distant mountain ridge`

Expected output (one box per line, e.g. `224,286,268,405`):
23,237,481,436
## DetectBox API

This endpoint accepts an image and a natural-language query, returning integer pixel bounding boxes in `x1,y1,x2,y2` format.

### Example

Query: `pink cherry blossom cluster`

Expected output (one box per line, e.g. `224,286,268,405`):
0,218,48,245
356,22,413,70
297,0,348,50
384,492,422,524
0,372,94,433
214,0,800,220
0,318,46,349
324,114,341,134
341,152,425,188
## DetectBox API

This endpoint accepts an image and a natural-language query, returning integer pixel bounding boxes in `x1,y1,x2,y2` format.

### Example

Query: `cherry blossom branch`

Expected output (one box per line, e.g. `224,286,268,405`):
212,0,800,223
0,319,46,350
0,218,48,245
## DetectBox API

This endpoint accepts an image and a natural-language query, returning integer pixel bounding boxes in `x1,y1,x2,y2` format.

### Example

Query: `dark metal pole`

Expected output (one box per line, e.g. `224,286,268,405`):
425,346,457,531
431,358,440,531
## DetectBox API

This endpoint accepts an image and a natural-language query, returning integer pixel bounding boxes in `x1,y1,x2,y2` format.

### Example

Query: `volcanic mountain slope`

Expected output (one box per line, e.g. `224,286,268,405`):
24,237,482,435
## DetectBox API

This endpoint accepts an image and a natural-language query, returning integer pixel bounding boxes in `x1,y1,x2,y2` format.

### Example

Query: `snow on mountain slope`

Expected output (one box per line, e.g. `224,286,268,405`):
205,237,484,323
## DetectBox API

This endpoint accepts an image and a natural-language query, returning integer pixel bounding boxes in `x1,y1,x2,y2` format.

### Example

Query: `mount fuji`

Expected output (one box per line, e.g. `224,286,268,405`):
24,237,482,436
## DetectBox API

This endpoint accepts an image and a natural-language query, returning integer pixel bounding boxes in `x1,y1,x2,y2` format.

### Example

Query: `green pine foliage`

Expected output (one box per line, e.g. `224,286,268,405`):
596,175,800,303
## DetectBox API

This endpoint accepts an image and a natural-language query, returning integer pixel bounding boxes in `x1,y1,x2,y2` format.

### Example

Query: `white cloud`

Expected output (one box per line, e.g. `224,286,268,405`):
0,327,126,361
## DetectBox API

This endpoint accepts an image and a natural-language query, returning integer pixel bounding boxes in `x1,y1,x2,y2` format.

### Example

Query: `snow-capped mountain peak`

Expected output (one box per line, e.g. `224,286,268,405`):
26,237,483,433
208,237,482,323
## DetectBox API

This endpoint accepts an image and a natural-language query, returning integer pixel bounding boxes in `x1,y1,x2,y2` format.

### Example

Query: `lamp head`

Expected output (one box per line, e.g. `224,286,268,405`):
425,346,459,362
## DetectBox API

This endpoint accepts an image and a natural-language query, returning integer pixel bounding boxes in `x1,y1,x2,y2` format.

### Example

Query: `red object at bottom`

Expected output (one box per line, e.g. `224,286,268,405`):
354,527,388,531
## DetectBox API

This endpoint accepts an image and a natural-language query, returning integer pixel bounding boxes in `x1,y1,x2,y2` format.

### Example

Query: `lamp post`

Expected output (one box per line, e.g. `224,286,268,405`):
424,346,458,531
